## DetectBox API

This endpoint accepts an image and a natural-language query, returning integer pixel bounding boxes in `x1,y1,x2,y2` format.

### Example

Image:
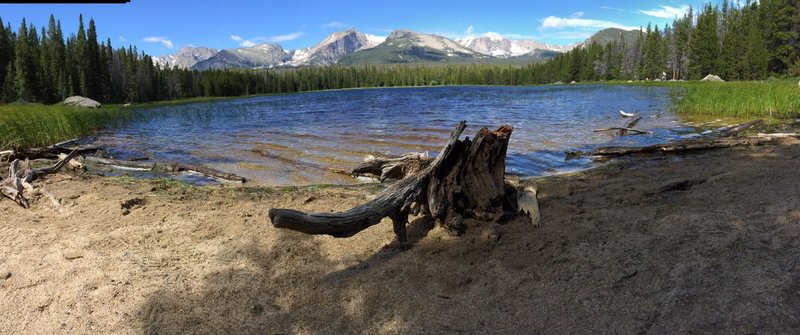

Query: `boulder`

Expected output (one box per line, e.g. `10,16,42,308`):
700,74,725,82
63,96,102,108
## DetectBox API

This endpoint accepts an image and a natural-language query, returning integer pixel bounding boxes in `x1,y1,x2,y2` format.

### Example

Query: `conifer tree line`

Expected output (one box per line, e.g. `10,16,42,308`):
529,0,799,83
0,0,797,104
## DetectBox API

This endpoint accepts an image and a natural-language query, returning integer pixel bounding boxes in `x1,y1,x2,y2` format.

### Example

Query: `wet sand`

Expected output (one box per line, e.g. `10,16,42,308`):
2,140,800,333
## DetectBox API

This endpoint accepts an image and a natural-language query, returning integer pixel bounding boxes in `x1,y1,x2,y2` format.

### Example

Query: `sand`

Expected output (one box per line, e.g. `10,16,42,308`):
2,140,800,334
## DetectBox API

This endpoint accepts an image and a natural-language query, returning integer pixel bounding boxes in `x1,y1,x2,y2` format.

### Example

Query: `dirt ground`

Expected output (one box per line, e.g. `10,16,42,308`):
2,141,800,334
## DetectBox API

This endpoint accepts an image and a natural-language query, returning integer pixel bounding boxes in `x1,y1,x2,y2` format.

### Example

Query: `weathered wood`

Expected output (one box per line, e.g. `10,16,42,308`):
168,163,247,183
0,150,12,160
84,156,246,182
429,125,513,232
84,156,157,170
351,152,432,181
251,149,352,177
57,153,86,171
7,146,97,161
269,121,519,241
625,116,642,129
270,121,469,239
517,185,541,227
594,127,653,136
591,134,797,157
595,116,649,136
718,119,764,137
2,149,81,208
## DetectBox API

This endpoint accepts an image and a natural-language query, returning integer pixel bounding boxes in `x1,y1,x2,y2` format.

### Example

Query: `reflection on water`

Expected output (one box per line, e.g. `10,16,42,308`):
93,85,693,185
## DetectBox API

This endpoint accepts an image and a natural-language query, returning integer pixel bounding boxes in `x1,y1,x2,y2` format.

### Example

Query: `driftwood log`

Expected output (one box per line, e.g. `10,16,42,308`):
590,133,798,157
351,152,432,181
84,156,247,182
594,116,653,136
269,121,533,241
1,148,80,208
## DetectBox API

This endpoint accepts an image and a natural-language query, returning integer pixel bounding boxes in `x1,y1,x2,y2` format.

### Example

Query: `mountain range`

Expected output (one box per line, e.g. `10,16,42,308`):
154,28,635,70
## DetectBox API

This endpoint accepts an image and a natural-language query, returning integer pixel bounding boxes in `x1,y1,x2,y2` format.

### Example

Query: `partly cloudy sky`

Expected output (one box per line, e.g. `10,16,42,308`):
1,0,700,55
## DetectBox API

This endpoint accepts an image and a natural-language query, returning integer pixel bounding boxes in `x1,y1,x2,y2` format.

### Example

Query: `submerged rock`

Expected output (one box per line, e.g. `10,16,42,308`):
63,96,102,108
700,74,725,82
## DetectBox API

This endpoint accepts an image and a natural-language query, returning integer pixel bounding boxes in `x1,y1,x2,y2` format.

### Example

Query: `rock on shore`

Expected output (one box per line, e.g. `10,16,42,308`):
63,96,102,108
700,74,725,82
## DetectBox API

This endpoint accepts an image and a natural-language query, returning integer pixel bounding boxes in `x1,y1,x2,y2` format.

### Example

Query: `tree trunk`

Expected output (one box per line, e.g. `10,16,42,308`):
269,121,519,241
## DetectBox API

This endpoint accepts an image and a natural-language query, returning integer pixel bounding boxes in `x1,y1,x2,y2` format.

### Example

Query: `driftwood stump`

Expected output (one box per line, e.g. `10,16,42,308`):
269,121,525,241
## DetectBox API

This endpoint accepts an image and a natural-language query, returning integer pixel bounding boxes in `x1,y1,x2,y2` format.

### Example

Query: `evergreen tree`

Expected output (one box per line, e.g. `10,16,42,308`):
13,19,33,102
690,3,720,79
76,14,87,97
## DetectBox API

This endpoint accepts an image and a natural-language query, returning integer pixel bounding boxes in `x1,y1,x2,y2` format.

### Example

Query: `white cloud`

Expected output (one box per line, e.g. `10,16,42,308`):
230,34,243,42
540,16,639,31
268,32,305,42
322,21,347,28
237,32,306,47
118,36,127,43
142,36,174,49
572,11,585,18
465,25,474,36
638,5,690,18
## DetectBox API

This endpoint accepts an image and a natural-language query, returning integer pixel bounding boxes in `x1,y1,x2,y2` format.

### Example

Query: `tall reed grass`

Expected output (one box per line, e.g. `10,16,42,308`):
671,79,800,118
0,104,131,150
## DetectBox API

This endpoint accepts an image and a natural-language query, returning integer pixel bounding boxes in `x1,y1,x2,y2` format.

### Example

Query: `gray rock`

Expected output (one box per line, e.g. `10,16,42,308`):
700,74,725,82
63,96,102,108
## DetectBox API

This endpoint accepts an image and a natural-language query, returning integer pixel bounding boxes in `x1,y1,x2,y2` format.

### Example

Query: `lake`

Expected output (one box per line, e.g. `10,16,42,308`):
92,85,697,185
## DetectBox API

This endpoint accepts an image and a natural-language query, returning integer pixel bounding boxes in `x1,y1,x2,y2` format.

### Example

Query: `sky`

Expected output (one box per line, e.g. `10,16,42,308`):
0,0,709,56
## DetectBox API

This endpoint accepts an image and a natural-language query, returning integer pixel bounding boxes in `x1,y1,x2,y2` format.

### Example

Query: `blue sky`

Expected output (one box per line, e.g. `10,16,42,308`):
0,0,707,56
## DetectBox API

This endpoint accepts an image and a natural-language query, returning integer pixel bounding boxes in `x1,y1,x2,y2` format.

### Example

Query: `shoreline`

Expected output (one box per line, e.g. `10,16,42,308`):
3,140,800,333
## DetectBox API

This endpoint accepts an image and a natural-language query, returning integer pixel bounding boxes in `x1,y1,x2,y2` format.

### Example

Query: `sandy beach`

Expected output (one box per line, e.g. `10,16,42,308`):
2,139,800,334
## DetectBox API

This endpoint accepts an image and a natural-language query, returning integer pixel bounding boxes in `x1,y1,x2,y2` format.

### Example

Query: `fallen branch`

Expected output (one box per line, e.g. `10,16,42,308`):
168,163,247,183
590,134,798,157
84,156,156,170
7,146,97,161
84,156,246,182
594,127,653,135
0,148,79,207
251,149,351,177
595,116,650,136
718,119,764,137
351,152,431,181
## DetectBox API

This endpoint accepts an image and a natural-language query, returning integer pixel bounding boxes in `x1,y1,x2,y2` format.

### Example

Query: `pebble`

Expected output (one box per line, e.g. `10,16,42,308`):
64,251,85,260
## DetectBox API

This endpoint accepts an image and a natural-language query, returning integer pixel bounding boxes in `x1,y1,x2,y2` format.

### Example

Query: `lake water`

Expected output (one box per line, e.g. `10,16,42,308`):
92,85,697,185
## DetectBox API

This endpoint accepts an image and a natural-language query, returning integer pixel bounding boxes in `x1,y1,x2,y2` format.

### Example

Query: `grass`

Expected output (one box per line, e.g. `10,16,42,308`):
670,79,800,118
0,103,133,150
614,78,800,119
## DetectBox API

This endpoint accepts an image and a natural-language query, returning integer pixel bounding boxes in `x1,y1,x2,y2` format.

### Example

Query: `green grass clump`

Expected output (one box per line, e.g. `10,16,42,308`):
0,103,131,150
670,79,800,118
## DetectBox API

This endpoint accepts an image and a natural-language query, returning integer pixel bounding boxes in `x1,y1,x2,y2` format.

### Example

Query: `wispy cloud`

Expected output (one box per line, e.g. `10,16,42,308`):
268,32,305,42
600,6,628,12
118,36,127,43
230,34,243,42
142,36,173,49
638,5,690,18
540,15,639,31
322,21,347,28
238,32,306,47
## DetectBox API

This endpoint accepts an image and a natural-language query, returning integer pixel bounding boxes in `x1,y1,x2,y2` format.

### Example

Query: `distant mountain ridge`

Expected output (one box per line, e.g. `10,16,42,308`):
153,46,219,69
457,33,578,58
153,28,636,69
